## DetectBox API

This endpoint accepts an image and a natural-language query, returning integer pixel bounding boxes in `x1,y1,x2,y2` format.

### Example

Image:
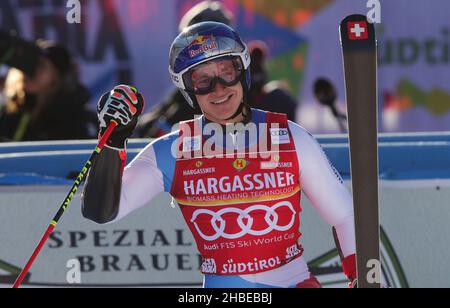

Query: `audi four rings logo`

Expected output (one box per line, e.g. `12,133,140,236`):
271,130,288,137
191,201,296,241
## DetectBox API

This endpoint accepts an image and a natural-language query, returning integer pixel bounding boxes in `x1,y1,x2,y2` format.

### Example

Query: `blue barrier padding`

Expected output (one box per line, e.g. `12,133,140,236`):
0,139,151,155
0,134,449,185
323,141,450,180
0,149,142,182
0,173,73,185
316,132,450,144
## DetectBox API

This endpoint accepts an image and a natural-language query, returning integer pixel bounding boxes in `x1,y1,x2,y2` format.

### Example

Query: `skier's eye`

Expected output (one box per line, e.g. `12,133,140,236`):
194,77,212,90
220,69,237,82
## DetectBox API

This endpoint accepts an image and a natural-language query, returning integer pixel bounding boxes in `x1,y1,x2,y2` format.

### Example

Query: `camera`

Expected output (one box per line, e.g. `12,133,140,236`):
0,31,42,77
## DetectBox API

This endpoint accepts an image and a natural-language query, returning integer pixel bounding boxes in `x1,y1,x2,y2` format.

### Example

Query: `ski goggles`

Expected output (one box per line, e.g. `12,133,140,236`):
183,56,244,95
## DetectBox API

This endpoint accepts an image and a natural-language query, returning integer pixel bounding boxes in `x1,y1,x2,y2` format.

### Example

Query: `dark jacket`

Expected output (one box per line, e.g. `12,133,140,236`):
0,84,96,142
250,85,298,122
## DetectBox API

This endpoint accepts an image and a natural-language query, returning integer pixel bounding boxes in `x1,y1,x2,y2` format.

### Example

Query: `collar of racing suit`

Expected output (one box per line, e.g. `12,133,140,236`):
203,103,253,134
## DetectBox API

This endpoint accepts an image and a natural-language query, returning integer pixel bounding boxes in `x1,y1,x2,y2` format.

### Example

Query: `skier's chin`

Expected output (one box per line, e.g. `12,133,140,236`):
203,101,242,123
208,106,242,124
197,84,244,124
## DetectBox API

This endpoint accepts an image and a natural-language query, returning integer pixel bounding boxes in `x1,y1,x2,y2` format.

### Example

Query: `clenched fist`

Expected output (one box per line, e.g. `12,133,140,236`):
97,85,145,149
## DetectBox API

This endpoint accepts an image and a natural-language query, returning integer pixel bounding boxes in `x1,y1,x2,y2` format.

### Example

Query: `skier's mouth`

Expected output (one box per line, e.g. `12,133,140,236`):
210,94,233,106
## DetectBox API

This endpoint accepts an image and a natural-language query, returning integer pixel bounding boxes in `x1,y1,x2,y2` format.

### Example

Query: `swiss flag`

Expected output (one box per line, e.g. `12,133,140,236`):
347,21,369,40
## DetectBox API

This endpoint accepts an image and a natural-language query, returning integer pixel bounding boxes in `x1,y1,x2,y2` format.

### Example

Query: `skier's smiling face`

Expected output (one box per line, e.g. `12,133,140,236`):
196,82,243,125
190,58,245,124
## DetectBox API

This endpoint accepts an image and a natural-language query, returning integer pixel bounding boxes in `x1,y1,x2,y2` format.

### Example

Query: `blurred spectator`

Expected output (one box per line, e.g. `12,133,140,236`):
247,40,298,122
178,0,235,32
0,39,96,142
0,66,7,107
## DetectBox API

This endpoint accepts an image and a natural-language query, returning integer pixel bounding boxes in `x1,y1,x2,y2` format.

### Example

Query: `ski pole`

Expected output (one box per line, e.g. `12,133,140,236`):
12,120,118,288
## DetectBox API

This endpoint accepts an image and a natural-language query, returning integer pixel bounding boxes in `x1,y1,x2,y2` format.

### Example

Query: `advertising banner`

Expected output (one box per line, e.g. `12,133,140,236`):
2,180,449,288
1,0,449,133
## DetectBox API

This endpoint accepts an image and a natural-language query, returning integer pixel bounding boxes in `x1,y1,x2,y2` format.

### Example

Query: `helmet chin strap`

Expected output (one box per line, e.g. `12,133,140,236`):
225,102,245,121
203,102,253,139
224,102,252,124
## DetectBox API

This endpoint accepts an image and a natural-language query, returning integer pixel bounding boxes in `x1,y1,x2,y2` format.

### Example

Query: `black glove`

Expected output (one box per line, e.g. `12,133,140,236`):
97,85,145,149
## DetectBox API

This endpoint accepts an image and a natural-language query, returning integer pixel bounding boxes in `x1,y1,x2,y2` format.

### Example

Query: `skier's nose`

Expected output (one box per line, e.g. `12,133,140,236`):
212,81,227,96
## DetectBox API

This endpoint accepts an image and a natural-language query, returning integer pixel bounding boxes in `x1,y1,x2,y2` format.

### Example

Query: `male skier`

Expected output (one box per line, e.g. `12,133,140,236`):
82,22,356,288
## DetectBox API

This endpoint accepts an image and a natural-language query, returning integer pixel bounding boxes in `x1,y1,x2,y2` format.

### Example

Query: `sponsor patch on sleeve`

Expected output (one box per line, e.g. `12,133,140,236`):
270,128,291,145
183,136,201,152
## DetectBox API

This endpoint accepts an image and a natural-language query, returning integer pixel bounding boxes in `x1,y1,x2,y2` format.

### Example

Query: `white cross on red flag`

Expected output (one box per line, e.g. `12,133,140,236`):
347,21,369,40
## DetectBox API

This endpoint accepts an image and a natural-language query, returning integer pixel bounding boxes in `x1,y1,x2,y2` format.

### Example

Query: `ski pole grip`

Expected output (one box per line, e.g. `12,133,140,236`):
98,120,118,150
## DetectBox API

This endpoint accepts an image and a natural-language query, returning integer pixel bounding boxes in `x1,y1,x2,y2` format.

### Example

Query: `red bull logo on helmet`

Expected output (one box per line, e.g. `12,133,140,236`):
188,35,218,58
